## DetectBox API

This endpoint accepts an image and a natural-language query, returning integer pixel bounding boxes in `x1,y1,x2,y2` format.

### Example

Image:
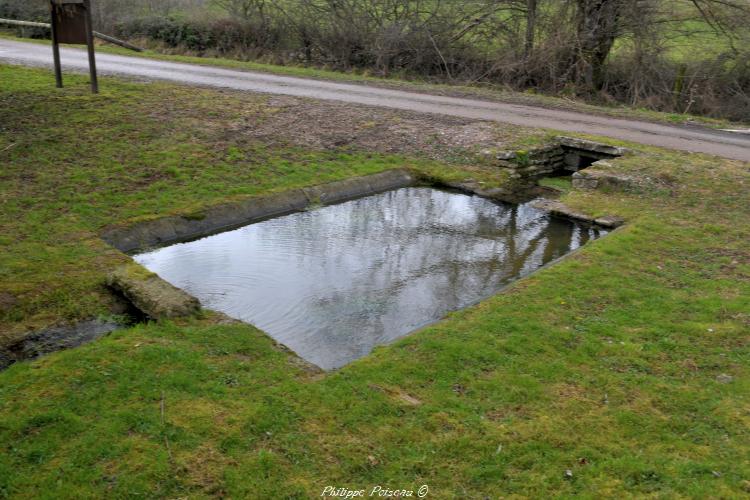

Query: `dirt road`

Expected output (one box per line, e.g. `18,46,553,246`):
1,38,748,161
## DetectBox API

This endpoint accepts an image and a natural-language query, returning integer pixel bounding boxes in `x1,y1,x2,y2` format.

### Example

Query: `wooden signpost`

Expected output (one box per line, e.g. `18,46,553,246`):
49,0,98,93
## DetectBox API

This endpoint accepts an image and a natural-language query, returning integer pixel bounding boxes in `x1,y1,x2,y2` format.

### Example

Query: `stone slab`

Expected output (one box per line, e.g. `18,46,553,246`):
531,199,625,228
106,264,200,319
557,136,629,157
572,167,638,191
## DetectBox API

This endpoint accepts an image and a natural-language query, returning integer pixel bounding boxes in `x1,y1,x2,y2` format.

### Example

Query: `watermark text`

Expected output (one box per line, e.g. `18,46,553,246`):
320,485,429,498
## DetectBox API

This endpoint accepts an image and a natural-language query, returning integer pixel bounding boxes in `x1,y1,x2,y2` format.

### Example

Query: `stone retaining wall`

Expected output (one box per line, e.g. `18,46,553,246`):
102,169,416,254
494,136,628,186
496,144,566,184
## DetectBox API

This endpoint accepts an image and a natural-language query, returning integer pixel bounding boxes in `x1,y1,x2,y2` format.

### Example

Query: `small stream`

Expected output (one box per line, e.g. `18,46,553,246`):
135,187,607,369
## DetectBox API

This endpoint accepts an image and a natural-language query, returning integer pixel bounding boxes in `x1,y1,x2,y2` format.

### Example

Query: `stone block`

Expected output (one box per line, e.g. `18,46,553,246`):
107,264,200,319
572,169,637,191
557,136,629,156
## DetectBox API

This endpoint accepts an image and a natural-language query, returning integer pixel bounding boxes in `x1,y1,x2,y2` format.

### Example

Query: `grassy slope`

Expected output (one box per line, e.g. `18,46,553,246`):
1,65,749,498
1,30,744,129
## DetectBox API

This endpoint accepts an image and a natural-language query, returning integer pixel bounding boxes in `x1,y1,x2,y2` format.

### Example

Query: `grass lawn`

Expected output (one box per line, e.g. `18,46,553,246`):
1,64,749,498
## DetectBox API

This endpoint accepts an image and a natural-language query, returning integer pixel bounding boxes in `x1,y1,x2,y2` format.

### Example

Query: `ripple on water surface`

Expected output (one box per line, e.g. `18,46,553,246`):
134,188,606,369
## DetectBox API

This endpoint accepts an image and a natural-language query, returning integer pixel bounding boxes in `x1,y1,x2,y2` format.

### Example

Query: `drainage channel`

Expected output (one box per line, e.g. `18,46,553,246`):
1,320,125,371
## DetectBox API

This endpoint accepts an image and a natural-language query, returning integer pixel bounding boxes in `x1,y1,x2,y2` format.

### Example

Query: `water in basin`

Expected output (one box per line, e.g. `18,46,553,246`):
134,187,606,369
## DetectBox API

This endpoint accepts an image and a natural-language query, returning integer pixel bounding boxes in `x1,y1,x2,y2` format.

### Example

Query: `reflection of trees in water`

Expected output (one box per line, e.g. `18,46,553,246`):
138,188,606,368
250,188,603,353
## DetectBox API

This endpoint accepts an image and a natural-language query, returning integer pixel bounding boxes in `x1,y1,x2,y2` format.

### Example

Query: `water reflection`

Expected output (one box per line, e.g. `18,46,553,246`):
135,188,606,369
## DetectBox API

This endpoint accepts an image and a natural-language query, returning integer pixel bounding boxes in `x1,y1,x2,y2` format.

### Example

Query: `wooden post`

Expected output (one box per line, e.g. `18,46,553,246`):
83,0,98,93
46,1,98,93
49,2,63,88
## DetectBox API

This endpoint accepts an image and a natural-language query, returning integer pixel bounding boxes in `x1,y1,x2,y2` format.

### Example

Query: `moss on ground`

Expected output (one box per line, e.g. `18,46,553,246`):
0,64,748,498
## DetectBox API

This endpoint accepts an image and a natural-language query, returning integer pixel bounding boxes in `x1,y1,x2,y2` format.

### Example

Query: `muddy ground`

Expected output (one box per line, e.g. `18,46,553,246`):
155,90,547,165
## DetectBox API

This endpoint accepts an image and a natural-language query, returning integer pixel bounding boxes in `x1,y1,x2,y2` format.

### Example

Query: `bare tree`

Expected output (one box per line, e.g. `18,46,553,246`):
8,0,745,118
212,0,269,21
524,0,537,59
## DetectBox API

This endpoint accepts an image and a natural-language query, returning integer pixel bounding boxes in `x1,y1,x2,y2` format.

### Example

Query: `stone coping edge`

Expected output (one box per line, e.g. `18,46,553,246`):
101,169,417,254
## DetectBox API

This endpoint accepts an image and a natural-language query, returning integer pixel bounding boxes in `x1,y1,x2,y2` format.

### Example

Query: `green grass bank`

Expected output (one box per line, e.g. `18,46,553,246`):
0,64,749,498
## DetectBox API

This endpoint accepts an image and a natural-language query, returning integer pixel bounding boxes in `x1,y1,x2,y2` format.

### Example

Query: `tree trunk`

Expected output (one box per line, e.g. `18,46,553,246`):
524,0,537,59
575,0,622,90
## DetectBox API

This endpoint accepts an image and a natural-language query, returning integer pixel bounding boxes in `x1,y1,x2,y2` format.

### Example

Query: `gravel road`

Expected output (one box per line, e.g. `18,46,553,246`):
1,38,748,161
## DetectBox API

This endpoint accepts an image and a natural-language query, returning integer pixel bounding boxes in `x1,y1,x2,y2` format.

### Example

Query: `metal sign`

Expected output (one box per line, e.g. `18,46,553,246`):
49,0,98,93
